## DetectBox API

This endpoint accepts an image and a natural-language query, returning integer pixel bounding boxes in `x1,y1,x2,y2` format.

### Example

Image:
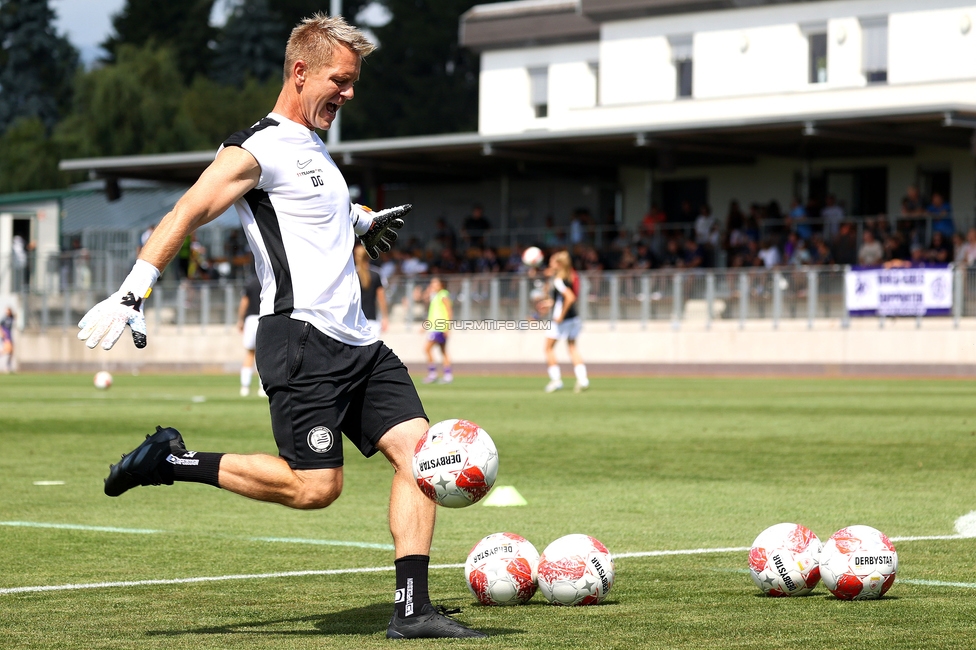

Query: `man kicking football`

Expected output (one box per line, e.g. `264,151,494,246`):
76,14,485,640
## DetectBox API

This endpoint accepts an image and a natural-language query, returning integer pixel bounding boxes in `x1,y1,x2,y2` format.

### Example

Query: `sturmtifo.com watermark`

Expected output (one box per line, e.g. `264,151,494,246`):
422,319,549,331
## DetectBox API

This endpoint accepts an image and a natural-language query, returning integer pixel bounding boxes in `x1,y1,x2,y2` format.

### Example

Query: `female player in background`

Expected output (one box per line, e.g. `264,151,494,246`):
542,251,589,393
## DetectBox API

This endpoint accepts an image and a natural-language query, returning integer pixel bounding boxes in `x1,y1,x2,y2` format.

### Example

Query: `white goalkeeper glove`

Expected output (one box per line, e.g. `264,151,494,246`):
352,203,411,260
77,260,160,350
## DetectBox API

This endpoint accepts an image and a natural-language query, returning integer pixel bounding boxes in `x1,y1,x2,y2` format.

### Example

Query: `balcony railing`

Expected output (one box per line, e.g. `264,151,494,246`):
10,266,976,336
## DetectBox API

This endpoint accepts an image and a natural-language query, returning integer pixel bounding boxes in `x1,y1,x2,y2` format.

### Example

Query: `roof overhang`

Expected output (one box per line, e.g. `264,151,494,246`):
59,109,976,188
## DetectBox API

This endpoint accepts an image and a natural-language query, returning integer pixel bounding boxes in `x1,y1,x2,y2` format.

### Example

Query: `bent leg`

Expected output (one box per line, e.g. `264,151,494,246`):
218,454,343,510
376,417,434,557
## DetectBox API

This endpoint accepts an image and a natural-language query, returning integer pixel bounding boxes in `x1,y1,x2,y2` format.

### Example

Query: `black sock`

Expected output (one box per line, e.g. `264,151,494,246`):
167,451,223,487
394,555,431,618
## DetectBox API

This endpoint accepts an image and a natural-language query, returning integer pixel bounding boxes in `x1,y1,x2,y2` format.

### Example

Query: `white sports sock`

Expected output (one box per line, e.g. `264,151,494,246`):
548,365,561,382
241,366,253,388
574,364,588,383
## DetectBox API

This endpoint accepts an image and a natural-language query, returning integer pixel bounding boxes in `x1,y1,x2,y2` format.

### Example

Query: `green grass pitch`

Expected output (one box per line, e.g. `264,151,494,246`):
1,373,976,649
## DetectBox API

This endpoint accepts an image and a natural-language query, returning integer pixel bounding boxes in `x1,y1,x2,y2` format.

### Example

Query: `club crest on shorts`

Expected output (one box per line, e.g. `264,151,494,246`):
307,426,334,453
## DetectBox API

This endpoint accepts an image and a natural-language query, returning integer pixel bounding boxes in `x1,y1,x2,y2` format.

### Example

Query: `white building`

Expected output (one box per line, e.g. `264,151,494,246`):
462,0,976,230
61,0,976,253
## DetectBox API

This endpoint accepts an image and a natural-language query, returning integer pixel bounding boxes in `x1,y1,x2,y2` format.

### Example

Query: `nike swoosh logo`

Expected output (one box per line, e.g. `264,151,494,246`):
297,159,312,169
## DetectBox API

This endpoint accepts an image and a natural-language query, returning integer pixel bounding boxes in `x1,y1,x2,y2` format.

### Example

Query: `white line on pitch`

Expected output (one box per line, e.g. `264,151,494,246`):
0,564,464,596
0,521,162,535
250,537,394,550
900,579,976,589
0,521,395,549
614,546,750,559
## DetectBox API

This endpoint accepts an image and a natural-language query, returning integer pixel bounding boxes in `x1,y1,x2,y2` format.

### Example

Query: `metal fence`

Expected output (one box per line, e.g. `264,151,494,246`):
12,265,976,334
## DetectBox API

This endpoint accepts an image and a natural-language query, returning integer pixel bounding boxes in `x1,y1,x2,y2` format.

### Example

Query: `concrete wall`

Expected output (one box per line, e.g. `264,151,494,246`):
16,317,976,375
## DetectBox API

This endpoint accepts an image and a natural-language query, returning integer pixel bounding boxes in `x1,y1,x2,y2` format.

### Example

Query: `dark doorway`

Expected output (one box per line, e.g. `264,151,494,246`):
660,178,708,223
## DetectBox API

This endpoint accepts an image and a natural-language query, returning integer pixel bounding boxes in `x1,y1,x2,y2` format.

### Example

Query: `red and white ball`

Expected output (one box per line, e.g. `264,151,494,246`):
819,525,898,600
465,532,540,606
521,246,545,268
537,534,614,606
93,370,113,390
412,419,498,508
748,523,822,596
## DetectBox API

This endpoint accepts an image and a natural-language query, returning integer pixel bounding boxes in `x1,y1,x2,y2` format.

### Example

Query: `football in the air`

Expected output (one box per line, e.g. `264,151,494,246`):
748,522,822,596
537,534,614,606
93,370,113,390
819,525,898,600
412,419,498,508
465,532,540,606
521,246,545,268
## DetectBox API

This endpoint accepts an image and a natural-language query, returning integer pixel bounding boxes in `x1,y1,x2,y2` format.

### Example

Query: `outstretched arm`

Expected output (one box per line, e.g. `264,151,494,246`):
78,147,261,350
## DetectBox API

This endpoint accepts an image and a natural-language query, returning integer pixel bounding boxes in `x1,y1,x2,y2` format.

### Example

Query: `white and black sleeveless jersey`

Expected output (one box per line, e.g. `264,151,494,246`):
551,277,578,321
221,112,376,346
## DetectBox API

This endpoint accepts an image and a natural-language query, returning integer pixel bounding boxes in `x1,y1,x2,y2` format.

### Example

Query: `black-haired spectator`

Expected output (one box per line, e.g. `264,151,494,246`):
927,231,952,264
461,204,491,249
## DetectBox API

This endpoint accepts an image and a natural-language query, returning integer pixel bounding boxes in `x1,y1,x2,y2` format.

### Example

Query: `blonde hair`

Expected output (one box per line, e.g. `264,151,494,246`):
354,245,371,289
283,13,376,83
551,250,573,281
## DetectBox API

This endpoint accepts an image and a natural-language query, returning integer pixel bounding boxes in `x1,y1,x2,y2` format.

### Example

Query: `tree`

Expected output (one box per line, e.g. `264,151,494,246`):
0,117,67,192
341,0,480,140
0,0,79,135
56,44,200,158
182,75,281,147
210,0,286,87
101,0,215,83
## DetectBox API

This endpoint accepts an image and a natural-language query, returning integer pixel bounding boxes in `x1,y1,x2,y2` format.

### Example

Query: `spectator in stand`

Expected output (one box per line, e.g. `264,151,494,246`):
858,230,884,266
811,236,834,265
766,200,784,238
883,231,910,262
676,200,695,224
927,231,952,264
958,228,976,267
757,239,781,268
634,241,658,270
724,200,748,263
581,245,604,271
952,233,966,266
831,222,858,265
744,203,762,243
788,237,812,266
436,247,462,274
694,204,716,265
927,192,954,238
640,203,666,242
821,194,845,241
681,238,703,268
569,208,592,247
460,204,491,249
475,247,501,274
787,197,811,240
400,248,429,276
661,238,682,268
902,185,924,216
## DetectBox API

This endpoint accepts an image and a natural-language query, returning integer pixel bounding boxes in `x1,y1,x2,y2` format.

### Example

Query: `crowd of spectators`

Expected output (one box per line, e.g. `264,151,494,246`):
375,186,970,279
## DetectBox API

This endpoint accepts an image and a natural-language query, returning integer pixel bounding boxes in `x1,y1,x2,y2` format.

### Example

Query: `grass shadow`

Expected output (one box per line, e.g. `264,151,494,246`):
147,602,521,637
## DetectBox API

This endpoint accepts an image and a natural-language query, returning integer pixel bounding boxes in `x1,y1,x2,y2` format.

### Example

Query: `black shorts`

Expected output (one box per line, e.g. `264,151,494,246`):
255,314,427,470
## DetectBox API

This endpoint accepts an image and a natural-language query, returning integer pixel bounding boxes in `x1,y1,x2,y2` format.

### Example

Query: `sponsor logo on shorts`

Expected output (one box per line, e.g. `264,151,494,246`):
307,426,334,454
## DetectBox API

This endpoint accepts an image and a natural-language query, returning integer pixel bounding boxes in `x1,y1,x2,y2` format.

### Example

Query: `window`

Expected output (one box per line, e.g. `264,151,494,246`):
669,35,693,98
529,67,548,118
808,32,827,83
861,16,888,83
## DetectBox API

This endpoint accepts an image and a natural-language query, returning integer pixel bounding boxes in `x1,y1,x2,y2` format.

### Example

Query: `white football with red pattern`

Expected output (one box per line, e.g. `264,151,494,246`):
465,532,539,605
412,419,498,508
819,525,897,600
521,246,545,268
537,534,614,606
93,370,113,390
748,523,822,596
